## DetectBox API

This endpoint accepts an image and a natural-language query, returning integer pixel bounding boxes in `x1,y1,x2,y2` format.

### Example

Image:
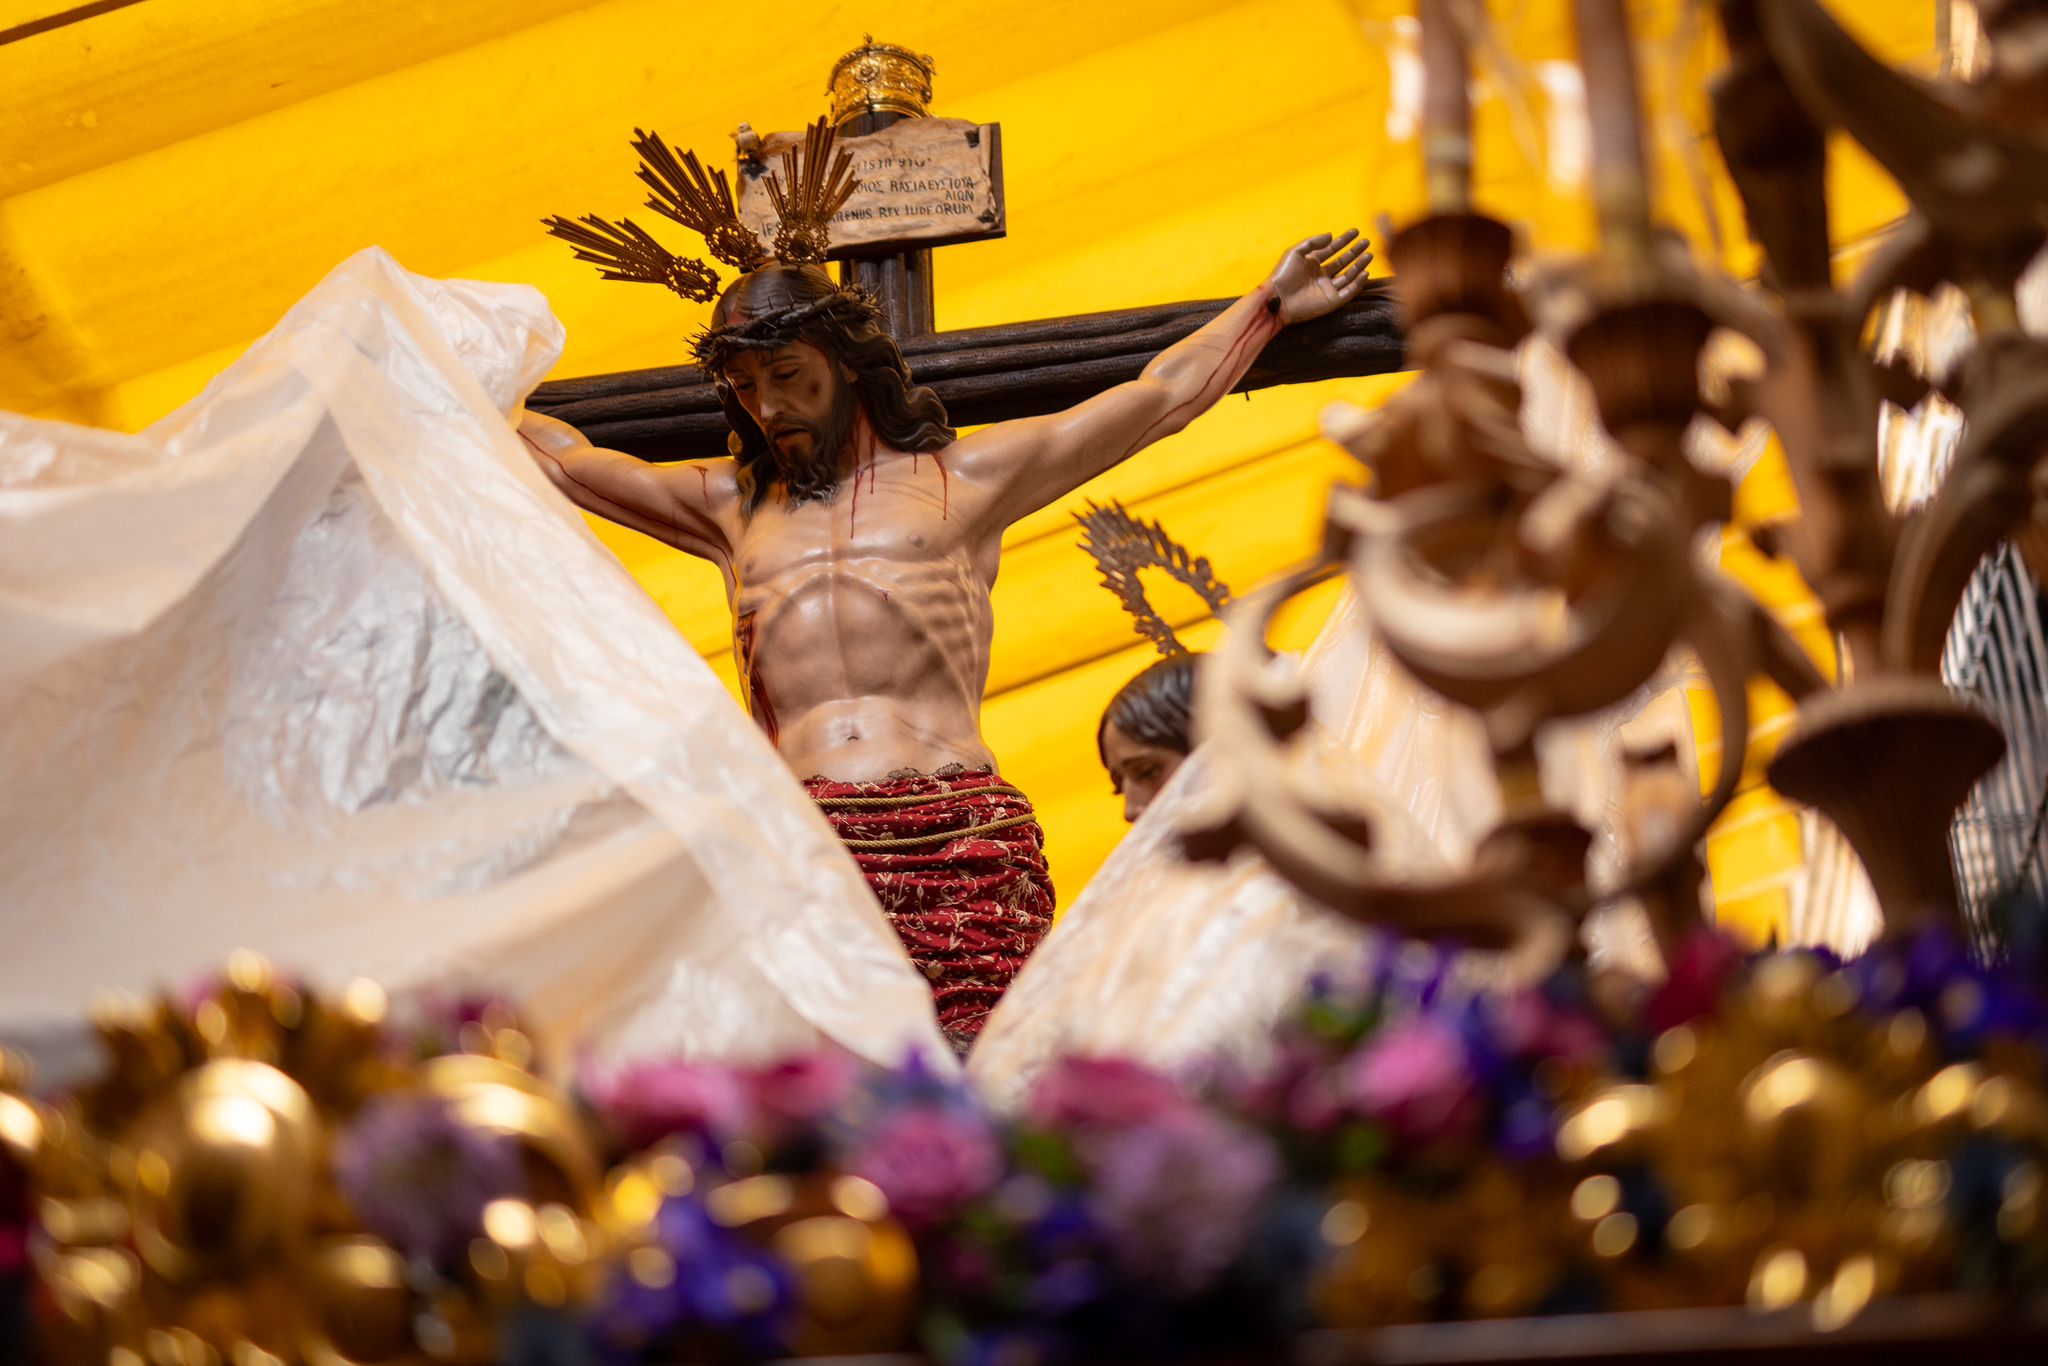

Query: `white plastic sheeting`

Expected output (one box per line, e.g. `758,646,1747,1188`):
0,248,949,1081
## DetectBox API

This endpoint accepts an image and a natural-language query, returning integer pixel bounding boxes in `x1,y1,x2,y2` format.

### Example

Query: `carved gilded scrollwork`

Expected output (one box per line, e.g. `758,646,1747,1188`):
1193,0,2048,965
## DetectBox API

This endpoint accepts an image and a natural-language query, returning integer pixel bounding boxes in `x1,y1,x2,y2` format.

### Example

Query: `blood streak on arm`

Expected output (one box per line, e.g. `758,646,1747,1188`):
1119,294,1281,458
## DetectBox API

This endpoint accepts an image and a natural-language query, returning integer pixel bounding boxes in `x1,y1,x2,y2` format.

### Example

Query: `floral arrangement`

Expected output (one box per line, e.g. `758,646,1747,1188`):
3,926,2046,1364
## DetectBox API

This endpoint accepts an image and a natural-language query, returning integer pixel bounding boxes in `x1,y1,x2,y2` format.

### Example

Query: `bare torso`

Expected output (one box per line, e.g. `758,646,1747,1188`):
725,443,1000,780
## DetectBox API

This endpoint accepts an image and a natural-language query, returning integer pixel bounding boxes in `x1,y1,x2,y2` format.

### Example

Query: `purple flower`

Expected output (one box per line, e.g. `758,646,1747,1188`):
848,1104,1004,1228
594,1195,794,1359
746,1052,855,1135
587,1060,754,1150
1087,1106,1278,1298
1027,1057,1191,1131
1340,1016,1482,1147
334,1092,523,1265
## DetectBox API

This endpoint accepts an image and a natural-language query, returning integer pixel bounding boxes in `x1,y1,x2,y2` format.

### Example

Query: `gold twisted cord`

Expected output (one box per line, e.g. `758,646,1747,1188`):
812,783,1027,810
836,813,1039,851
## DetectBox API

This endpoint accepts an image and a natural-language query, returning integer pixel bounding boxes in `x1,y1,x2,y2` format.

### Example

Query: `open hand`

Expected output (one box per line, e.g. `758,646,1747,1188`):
1267,229,1373,324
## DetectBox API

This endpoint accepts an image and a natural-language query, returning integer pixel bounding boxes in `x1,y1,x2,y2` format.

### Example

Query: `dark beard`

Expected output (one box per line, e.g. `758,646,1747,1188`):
773,378,857,509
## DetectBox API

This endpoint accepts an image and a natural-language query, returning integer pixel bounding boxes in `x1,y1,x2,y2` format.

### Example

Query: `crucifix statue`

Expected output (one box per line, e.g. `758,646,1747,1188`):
518,41,1386,1052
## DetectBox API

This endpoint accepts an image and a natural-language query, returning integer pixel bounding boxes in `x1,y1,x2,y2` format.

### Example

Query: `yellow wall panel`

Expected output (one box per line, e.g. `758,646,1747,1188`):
0,0,1943,918
0,0,595,198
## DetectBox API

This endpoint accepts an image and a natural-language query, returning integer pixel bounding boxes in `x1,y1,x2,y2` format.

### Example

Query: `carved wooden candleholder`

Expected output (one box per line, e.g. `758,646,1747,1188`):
1194,0,2048,969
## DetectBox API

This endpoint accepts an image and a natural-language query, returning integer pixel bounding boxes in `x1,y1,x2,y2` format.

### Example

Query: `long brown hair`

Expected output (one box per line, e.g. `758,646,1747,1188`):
696,265,954,513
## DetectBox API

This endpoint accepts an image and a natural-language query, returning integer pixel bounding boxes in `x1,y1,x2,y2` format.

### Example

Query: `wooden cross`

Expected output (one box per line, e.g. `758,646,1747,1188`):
528,40,1408,460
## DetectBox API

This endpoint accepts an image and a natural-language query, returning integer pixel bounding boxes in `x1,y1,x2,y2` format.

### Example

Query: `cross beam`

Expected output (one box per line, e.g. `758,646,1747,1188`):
528,287,1406,462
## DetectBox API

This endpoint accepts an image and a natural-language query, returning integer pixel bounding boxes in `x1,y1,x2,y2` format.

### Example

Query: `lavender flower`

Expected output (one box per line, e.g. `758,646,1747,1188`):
1087,1106,1278,1298
334,1092,523,1265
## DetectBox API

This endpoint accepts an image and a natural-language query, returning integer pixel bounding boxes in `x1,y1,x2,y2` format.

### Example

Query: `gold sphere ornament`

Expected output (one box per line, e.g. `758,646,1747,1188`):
467,1197,608,1313
1555,1082,1670,1166
1737,1051,1870,1200
706,1173,918,1355
302,1235,420,1366
126,1059,322,1285
32,1245,148,1365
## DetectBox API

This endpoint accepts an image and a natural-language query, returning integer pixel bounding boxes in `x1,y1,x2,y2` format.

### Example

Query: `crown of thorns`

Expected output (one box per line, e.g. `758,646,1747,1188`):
543,116,859,304
689,286,887,373
1075,500,1233,659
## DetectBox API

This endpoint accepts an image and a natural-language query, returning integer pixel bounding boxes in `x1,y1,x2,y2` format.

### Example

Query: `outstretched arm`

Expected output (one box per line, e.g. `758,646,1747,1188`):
516,410,733,566
953,231,1372,528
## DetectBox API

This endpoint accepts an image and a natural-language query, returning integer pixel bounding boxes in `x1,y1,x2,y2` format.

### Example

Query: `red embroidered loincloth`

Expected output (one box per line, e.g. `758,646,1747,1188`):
804,766,1055,1053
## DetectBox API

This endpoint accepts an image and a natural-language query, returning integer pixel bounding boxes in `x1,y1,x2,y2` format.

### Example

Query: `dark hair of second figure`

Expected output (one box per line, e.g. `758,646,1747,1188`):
1097,653,1200,824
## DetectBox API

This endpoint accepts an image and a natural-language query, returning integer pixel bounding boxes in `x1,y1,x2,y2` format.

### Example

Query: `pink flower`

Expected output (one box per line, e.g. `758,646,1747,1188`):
1026,1057,1191,1131
1646,929,1746,1033
0,1145,30,1279
1341,1016,1482,1146
587,1061,754,1149
849,1105,1004,1228
1500,992,1608,1068
746,1052,856,1133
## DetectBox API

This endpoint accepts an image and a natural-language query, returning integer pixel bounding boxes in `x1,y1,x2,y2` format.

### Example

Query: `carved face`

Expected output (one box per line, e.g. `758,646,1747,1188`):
1101,722,1188,824
723,342,858,488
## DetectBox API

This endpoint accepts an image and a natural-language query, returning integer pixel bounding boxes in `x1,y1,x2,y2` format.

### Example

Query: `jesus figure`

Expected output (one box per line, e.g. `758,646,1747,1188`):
522,175,1369,1049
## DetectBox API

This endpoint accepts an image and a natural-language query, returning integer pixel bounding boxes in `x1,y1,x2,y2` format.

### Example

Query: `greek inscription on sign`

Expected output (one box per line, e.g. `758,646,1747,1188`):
737,116,1005,257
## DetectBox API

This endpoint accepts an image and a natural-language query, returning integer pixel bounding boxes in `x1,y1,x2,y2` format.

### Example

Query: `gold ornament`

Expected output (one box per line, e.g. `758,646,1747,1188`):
421,1053,601,1212
301,1235,419,1366
126,1060,321,1286
706,1172,918,1355
1310,1187,1438,1327
595,1143,697,1246
828,36,935,125
1555,1082,1670,1165
32,1245,148,1364
1737,1051,1870,1199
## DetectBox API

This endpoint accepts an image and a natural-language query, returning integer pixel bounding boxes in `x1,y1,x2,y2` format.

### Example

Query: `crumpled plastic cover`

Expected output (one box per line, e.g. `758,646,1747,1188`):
0,248,949,1082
